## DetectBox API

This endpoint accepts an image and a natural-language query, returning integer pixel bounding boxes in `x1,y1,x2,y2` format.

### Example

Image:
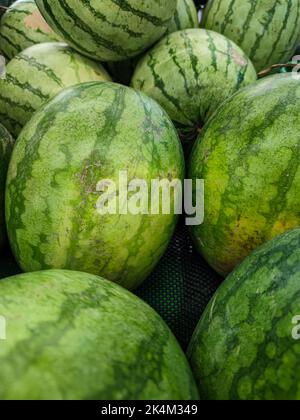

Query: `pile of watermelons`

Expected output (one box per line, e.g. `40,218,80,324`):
0,0,300,401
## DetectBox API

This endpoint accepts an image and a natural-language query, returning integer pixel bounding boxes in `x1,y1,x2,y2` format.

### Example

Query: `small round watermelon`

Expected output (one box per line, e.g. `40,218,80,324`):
0,123,13,248
0,0,60,60
0,42,111,137
202,0,300,72
5,82,184,290
35,0,178,62
0,269,199,400
131,29,257,132
188,228,300,400
189,73,300,277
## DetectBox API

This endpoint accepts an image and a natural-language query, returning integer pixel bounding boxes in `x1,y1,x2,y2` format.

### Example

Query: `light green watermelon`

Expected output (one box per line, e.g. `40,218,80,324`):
35,0,178,61
0,0,60,60
202,0,300,71
0,42,111,137
0,123,13,248
0,269,199,400
131,29,257,133
5,82,184,290
188,228,300,400
189,73,300,277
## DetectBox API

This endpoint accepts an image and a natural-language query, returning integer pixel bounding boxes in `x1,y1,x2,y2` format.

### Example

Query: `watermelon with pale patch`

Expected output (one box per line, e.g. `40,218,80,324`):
202,0,300,71
0,42,111,137
36,0,178,61
0,0,60,60
189,73,300,277
0,269,199,400
5,82,184,290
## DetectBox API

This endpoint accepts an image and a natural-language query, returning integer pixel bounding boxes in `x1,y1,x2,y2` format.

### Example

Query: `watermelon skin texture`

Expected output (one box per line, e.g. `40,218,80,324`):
188,228,300,400
35,0,177,62
0,123,13,248
5,82,184,290
108,0,199,86
0,0,60,60
0,269,199,400
189,74,300,277
0,42,111,137
167,0,199,34
202,0,300,72
131,29,257,128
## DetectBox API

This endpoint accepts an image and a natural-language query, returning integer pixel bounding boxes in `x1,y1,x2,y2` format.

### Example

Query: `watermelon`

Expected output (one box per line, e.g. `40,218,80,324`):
35,0,178,62
188,228,300,400
5,82,184,290
0,0,60,60
131,29,257,132
0,269,199,400
0,42,111,137
189,73,300,277
0,123,13,248
107,0,199,86
167,0,199,34
202,0,300,72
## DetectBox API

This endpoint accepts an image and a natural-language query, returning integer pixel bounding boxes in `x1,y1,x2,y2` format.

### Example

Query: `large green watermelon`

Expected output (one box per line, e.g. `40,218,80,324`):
188,228,300,400
131,29,257,132
0,42,111,137
167,0,199,34
35,0,178,62
0,269,199,400
189,73,300,277
202,0,300,72
0,123,13,248
6,82,184,290
0,0,60,60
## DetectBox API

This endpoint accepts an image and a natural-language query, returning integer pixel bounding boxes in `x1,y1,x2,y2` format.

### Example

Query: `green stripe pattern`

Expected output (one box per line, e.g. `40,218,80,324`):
0,0,60,60
188,228,300,400
0,123,13,249
167,0,199,34
35,0,178,61
0,269,198,400
0,42,111,137
202,0,300,71
108,0,200,86
5,82,184,290
131,28,257,127
189,74,300,277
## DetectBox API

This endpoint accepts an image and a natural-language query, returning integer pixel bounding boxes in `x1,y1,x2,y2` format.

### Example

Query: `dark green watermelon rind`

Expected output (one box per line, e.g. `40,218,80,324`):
188,228,300,400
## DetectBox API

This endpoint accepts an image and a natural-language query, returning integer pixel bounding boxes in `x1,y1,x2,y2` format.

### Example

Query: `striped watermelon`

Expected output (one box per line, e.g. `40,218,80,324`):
108,0,199,86
188,228,300,400
0,123,13,249
0,42,111,137
167,0,199,34
0,269,199,400
189,73,300,277
131,29,257,131
5,82,184,290
0,0,60,60
202,0,300,72
35,0,178,62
